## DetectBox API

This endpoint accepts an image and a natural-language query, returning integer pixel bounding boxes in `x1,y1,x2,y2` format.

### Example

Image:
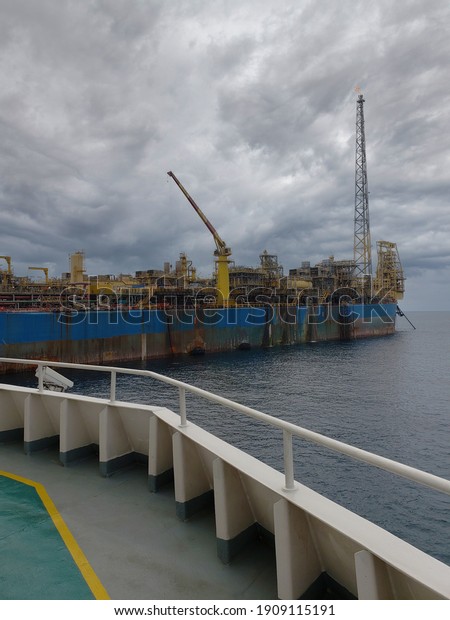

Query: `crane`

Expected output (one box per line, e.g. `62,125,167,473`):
167,171,231,305
0,256,12,287
28,267,49,285
0,256,12,274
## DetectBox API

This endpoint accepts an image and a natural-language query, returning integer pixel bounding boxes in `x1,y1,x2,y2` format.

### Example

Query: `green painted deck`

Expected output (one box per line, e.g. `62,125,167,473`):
0,473,98,600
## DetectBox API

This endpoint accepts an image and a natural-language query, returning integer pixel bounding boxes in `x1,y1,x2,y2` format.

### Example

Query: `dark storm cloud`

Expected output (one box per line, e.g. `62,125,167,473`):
0,0,449,309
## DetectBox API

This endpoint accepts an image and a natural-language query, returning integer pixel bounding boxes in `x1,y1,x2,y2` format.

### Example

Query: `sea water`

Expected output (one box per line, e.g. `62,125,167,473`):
3,311,449,565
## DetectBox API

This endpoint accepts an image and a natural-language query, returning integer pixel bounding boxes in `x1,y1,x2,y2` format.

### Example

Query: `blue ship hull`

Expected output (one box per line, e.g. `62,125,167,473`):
0,303,397,371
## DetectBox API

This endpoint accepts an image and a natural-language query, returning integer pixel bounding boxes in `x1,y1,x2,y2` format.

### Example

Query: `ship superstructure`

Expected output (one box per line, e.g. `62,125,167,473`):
0,94,403,313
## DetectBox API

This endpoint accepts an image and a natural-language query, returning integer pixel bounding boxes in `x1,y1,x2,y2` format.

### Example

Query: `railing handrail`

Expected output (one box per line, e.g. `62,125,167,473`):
1,356,449,496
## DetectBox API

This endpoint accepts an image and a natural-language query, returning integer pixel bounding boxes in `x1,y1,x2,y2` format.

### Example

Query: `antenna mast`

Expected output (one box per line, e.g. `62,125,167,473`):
353,91,372,283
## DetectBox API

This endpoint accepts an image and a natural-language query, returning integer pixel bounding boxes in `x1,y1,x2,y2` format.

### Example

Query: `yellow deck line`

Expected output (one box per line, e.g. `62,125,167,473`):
0,470,110,600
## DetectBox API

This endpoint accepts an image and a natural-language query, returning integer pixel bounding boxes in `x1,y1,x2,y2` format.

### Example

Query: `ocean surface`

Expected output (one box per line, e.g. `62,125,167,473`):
2,311,449,565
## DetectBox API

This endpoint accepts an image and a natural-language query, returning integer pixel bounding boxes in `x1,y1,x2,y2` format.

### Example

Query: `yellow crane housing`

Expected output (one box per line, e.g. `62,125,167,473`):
167,171,231,305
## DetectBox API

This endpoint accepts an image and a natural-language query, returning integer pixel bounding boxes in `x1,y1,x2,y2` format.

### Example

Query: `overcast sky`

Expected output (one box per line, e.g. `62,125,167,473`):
0,0,449,311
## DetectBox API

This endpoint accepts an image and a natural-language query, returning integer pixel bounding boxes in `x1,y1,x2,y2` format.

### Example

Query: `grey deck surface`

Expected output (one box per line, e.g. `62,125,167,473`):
0,441,278,600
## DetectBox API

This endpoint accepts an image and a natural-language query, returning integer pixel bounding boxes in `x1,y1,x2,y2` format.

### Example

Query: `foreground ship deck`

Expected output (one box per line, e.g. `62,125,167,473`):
0,358,449,600
0,444,277,600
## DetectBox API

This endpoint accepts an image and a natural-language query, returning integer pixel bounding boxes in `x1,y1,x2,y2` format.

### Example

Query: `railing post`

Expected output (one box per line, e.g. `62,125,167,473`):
179,386,187,427
37,363,44,392
110,370,116,403
283,429,296,491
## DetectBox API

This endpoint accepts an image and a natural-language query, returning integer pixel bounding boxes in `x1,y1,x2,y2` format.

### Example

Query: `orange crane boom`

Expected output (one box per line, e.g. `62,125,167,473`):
167,171,231,305
167,171,231,257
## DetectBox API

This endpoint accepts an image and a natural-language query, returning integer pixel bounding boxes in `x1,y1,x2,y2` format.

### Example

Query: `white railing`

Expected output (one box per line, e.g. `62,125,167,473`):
1,356,450,496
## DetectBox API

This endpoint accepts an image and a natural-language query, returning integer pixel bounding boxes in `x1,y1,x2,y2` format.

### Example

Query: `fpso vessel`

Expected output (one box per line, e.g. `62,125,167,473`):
0,94,405,373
